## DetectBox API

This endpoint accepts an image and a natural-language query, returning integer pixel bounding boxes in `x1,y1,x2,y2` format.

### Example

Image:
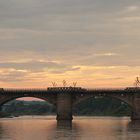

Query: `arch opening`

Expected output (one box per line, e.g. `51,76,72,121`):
0,97,56,118
73,96,132,117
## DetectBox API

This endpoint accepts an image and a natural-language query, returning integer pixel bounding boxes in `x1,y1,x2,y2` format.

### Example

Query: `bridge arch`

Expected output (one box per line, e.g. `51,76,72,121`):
0,96,57,117
0,95,56,107
73,94,133,110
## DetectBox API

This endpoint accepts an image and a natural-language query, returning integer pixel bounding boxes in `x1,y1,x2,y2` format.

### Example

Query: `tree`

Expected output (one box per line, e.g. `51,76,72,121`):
51,82,57,87
62,80,67,87
134,77,140,88
73,82,77,87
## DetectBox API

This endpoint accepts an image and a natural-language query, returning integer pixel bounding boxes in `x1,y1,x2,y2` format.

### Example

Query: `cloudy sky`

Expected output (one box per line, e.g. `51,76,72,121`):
0,0,140,88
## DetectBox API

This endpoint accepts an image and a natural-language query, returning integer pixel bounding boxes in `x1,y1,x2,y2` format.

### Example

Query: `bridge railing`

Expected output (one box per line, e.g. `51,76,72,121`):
4,87,82,91
2,87,140,93
4,88,48,92
1,87,132,92
86,88,125,91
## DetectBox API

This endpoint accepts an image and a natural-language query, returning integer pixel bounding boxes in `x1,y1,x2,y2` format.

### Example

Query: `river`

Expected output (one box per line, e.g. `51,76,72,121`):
0,116,139,140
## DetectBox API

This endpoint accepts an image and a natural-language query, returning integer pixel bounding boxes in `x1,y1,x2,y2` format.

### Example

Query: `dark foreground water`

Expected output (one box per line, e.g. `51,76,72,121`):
0,116,140,140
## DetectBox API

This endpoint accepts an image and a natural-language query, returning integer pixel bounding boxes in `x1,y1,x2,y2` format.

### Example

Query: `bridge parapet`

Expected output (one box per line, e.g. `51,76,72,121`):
125,87,140,91
87,88,125,90
47,87,86,93
2,87,140,95
4,88,48,91
2,88,51,95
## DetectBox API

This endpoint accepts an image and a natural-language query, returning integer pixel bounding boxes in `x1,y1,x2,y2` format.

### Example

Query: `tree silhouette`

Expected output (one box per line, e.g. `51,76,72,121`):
62,80,67,87
51,82,57,87
134,77,140,88
73,82,77,87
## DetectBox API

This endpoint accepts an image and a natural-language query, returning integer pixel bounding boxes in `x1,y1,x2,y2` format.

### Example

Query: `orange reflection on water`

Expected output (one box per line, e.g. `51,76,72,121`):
0,116,139,140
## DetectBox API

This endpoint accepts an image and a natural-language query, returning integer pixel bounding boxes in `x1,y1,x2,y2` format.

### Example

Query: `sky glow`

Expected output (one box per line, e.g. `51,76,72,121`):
0,0,140,88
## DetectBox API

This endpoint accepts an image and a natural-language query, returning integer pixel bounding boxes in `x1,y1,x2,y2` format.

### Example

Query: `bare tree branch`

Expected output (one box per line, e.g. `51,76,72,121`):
134,77,140,87
73,82,77,87
62,80,67,87
51,82,57,87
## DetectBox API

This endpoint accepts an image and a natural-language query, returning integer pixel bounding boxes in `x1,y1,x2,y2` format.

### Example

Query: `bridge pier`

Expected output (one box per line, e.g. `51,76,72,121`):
56,93,73,121
0,107,4,118
131,94,140,120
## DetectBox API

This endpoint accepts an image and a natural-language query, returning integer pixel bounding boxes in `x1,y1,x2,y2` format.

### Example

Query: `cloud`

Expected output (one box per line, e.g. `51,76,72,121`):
0,60,80,73
123,5,139,13
0,0,140,87
94,53,119,57
47,66,80,74
0,69,28,82
96,77,125,81
120,16,140,22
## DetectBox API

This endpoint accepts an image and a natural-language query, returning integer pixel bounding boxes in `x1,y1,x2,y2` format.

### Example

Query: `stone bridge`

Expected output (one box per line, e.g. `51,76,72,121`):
0,87,140,122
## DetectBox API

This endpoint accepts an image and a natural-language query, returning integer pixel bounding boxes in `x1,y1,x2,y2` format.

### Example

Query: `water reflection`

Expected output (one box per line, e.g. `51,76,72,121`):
53,120,79,140
57,120,72,129
0,118,56,140
127,120,140,132
0,117,140,140
0,123,9,139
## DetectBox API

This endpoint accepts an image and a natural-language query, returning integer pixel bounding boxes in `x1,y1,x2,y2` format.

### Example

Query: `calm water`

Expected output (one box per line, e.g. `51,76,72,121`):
0,116,140,140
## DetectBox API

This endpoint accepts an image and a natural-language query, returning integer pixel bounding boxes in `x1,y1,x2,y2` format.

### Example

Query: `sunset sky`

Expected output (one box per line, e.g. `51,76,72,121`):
0,0,140,88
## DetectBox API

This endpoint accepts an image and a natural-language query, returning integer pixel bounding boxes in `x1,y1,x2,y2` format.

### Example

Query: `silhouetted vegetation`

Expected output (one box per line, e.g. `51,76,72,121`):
1,100,56,117
73,97,131,116
134,77,140,87
1,97,131,117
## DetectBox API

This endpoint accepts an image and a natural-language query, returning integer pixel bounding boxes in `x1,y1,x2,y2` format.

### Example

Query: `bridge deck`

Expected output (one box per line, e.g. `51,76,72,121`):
0,87,139,95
